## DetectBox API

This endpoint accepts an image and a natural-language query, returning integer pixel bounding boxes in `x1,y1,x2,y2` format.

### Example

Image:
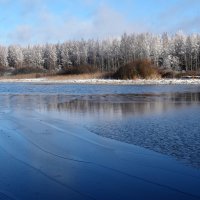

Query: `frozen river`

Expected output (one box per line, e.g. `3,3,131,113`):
0,83,200,200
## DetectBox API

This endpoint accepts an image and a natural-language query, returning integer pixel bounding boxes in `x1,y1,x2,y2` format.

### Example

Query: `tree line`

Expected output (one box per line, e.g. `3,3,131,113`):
0,31,200,72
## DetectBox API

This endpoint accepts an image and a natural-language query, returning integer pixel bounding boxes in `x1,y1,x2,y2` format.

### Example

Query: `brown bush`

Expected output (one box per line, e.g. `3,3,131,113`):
114,60,159,79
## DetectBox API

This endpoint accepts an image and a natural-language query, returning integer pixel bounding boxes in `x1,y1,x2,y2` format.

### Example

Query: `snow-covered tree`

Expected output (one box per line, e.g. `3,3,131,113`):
1,31,200,73
7,45,23,68
0,45,8,68
32,45,44,68
43,44,57,71
60,42,70,68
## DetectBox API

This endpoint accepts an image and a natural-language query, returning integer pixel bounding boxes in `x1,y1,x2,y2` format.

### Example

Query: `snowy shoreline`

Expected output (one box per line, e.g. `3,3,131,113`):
1,78,200,85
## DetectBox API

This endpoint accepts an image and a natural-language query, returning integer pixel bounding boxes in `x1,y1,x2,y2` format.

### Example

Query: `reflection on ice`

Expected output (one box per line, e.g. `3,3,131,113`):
44,92,200,118
1,92,200,115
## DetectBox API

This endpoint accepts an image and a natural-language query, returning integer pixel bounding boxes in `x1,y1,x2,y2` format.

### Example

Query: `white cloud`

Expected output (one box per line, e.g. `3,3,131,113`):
160,0,200,19
2,0,200,45
7,4,150,44
20,0,43,15
7,25,34,44
172,16,200,33
0,0,10,3
83,0,95,6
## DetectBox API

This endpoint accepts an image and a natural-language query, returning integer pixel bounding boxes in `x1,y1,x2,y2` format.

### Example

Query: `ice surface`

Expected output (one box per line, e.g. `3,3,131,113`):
0,84,200,200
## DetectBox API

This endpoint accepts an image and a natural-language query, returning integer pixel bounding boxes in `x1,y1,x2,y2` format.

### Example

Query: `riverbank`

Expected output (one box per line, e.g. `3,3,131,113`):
1,76,200,85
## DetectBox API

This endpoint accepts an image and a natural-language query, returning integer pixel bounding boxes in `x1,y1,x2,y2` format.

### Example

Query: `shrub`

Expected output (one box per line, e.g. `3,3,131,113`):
114,60,159,79
160,70,200,79
60,65,98,75
12,67,46,75
181,71,200,77
0,67,6,76
160,69,177,78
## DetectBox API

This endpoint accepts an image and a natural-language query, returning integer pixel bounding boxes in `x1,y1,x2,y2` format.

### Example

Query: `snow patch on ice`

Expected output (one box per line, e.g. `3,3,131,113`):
1,78,200,85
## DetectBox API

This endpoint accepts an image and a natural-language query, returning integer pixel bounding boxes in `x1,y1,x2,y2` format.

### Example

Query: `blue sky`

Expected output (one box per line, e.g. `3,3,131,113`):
0,0,200,45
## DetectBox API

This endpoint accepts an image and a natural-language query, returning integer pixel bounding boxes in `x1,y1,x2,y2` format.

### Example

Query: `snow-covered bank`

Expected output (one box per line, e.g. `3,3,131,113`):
1,78,200,85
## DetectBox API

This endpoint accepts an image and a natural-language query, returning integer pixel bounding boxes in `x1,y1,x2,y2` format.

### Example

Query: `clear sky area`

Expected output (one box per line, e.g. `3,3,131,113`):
0,0,200,44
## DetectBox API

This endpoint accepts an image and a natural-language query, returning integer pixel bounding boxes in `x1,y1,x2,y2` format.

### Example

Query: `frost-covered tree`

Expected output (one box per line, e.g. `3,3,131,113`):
43,44,57,71
7,45,23,68
78,40,88,66
1,31,200,73
23,45,33,67
0,45,8,68
60,42,70,68
87,39,97,67
32,45,44,68
161,32,171,69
